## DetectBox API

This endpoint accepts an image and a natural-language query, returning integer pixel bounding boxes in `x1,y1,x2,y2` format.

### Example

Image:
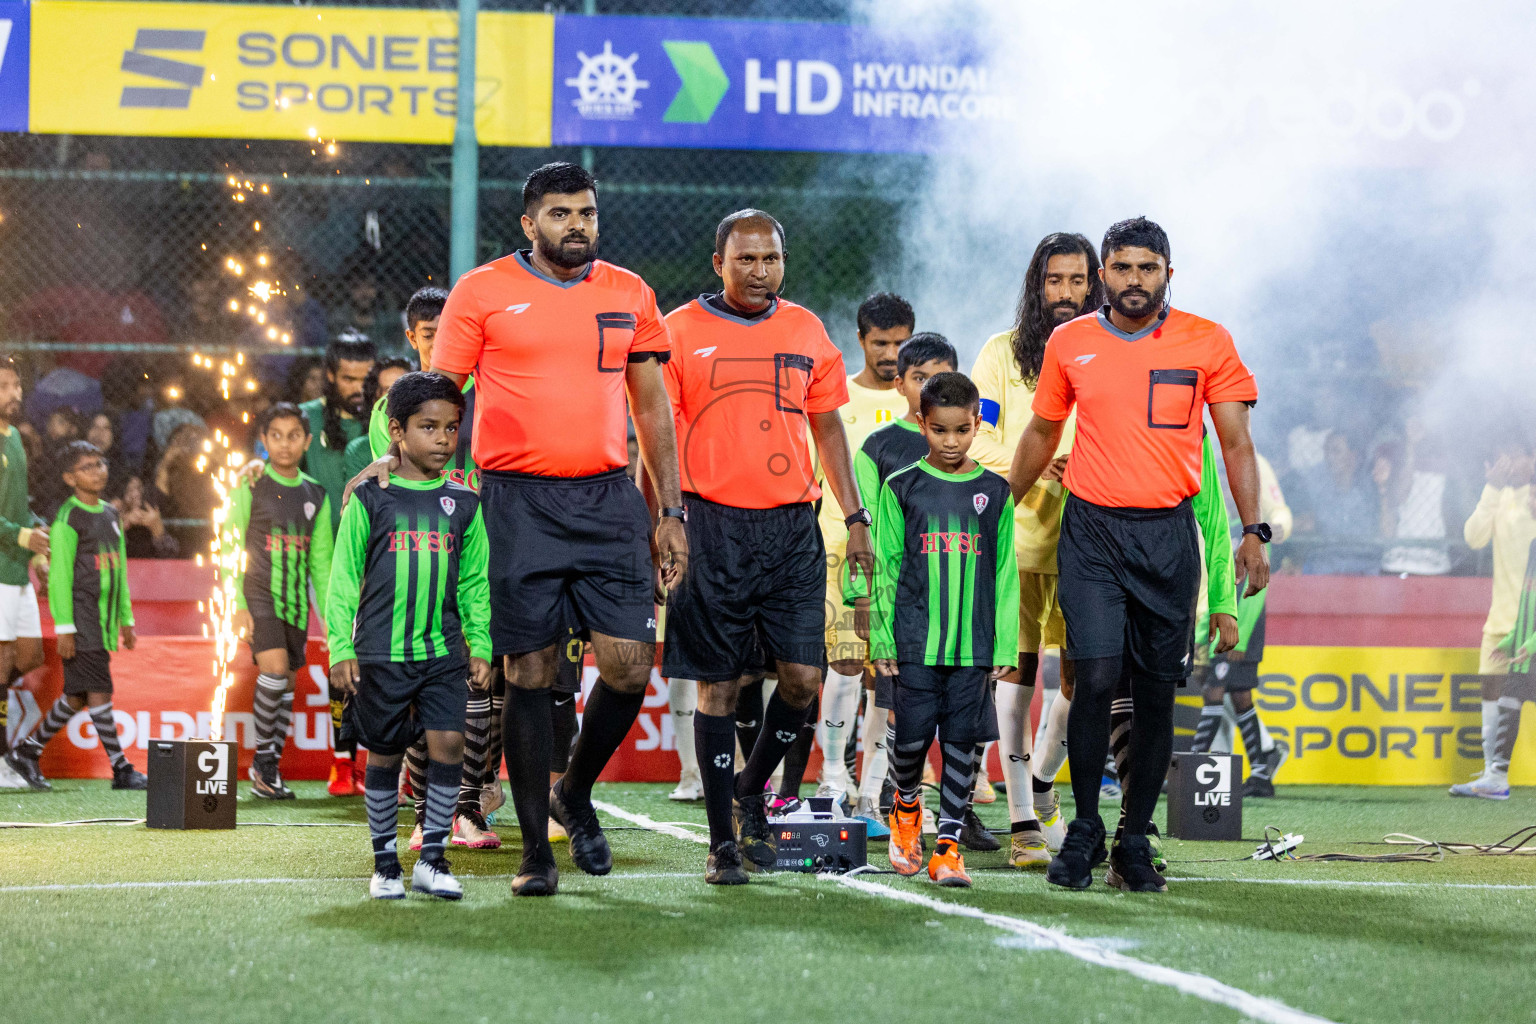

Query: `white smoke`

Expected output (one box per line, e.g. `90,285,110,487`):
859,0,1536,450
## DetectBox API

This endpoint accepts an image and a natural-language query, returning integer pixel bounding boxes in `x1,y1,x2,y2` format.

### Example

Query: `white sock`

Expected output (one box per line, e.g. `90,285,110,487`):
858,690,889,804
995,682,1036,827
817,669,863,792
1482,698,1499,771
976,741,994,786
1035,689,1071,787
668,678,699,780
1034,686,1056,754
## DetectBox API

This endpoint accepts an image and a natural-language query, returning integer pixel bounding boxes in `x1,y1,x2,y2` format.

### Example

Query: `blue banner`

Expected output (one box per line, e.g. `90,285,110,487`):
551,14,1009,154
0,1,27,132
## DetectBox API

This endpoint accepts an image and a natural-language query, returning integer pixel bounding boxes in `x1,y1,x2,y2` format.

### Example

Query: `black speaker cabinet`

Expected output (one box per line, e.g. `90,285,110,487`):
146,740,237,830
1165,752,1243,841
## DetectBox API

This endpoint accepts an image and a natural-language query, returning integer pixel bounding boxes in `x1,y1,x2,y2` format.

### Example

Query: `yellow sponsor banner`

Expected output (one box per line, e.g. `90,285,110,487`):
30,1,551,146
1229,646,1536,785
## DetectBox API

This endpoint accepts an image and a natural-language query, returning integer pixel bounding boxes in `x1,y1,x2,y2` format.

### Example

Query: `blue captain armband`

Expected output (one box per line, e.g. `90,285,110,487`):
978,398,1000,427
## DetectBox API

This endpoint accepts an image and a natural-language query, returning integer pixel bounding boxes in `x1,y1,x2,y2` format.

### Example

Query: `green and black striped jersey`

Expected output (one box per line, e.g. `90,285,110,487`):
325,475,490,665
48,496,132,652
869,460,1019,667
226,466,333,631
299,398,366,530
845,418,930,604
1499,538,1536,672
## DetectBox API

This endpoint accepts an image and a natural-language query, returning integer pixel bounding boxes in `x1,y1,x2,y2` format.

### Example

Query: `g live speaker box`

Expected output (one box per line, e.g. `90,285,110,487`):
1165,752,1242,841
147,739,237,830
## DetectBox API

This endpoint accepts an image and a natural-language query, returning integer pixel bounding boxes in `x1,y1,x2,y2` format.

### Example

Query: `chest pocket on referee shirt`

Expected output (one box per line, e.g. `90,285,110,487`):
774,353,814,413
595,312,637,373
1147,369,1199,430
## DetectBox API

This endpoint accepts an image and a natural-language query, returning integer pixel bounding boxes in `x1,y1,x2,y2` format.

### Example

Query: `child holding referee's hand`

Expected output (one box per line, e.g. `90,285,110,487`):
326,372,492,902
870,373,1019,888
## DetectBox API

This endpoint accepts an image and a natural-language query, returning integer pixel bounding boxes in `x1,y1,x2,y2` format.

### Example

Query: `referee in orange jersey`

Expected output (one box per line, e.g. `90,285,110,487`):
646,209,872,885
1009,217,1269,894
357,163,687,897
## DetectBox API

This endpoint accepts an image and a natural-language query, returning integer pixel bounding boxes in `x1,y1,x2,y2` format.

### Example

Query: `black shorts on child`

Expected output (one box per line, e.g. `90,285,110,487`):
891,663,998,747
62,649,113,696
249,616,307,669
352,658,468,755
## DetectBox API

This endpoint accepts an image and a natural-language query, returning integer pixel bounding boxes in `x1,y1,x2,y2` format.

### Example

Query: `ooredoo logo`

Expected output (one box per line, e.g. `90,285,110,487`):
120,28,206,109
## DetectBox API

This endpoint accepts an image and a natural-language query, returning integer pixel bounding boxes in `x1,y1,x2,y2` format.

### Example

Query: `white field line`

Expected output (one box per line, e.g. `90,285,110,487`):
591,799,711,844
1171,875,1536,891
0,872,701,894
599,797,1340,1024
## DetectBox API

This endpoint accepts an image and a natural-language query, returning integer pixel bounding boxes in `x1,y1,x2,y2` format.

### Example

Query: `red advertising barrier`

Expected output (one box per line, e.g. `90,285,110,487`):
9,562,1495,782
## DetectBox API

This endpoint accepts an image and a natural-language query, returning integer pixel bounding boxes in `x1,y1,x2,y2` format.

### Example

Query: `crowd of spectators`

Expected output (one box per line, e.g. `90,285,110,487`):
7,348,350,557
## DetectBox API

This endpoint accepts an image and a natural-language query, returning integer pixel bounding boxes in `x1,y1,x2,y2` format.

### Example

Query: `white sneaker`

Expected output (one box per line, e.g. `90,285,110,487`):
411,858,464,900
669,771,703,802
1449,772,1510,800
480,780,505,816
1035,787,1067,853
370,867,406,900
921,805,937,835
0,757,28,789
813,782,850,814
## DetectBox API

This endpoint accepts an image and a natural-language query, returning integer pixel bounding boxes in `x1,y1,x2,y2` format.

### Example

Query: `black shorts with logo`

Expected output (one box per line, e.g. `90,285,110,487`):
1200,608,1265,693
62,648,113,696
249,615,307,670
891,663,997,746
662,494,826,683
353,658,469,756
1058,493,1201,683
480,468,656,657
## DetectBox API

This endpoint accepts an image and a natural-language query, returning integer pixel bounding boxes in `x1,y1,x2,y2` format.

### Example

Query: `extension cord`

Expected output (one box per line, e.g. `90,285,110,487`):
1252,832,1303,860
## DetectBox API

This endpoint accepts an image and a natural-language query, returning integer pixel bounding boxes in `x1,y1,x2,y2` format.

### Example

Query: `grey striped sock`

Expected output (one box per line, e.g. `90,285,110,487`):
364,764,401,871
889,735,930,805
89,703,128,770
273,690,294,761
938,742,975,844
421,759,461,862
1491,696,1522,775
24,696,75,754
1191,704,1223,753
405,741,428,824
252,674,287,759
1237,709,1267,778
1109,695,1135,780
459,694,491,812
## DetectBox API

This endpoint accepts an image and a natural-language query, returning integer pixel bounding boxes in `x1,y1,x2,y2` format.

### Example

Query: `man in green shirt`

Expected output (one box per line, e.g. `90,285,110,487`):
300,332,375,530
0,359,49,783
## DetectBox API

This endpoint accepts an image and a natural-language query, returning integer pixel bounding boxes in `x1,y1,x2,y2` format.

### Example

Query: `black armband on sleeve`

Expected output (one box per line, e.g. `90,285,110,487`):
627,351,671,365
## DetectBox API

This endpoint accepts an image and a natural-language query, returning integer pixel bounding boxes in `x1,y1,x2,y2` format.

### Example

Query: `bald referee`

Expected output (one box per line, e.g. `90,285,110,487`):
1009,217,1268,893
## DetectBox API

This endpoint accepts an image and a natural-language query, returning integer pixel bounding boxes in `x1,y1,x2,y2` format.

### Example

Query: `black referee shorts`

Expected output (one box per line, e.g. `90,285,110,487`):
352,658,469,756
480,468,656,657
1058,493,1200,683
662,494,826,683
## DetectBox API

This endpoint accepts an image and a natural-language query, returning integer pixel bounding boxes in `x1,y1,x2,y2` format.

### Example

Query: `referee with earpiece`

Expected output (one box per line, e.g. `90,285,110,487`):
1009,217,1269,894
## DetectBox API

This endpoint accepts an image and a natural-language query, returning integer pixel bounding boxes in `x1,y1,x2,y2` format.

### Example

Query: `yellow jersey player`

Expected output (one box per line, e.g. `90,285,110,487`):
809,293,913,809
969,232,1098,866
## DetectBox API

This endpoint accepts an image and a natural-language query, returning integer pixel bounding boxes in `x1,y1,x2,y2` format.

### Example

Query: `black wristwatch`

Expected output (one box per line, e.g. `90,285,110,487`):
845,507,873,529
659,506,686,523
1242,522,1272,543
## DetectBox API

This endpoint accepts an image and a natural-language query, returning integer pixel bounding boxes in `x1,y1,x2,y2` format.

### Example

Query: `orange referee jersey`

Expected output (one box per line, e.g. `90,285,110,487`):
1032,306,1257,509
664,295,849,509
431,250,671,477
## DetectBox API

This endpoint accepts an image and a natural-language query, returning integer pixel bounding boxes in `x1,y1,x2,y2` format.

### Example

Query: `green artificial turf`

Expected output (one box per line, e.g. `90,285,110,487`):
2,781,1533,1024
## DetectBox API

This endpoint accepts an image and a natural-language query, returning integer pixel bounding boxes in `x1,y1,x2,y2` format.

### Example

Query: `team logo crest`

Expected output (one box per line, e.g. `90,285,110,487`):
973,493,988,514
303,501,316,521
440,496,456,515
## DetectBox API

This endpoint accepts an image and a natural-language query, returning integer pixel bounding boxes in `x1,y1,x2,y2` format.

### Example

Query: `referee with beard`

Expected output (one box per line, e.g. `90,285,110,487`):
1009,217,1269,894
355,163,687,897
